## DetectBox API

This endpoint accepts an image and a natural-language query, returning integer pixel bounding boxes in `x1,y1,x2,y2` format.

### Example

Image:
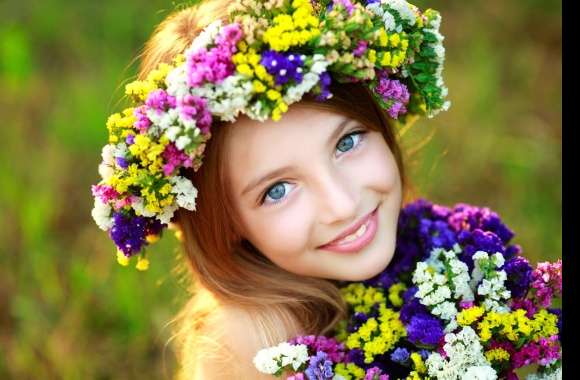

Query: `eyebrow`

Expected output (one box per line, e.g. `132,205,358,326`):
240,116,352,197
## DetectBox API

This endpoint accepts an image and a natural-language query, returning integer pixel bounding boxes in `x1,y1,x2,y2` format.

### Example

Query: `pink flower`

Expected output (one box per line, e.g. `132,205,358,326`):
162,143,193,176
92,184,120,203
531,260,562,308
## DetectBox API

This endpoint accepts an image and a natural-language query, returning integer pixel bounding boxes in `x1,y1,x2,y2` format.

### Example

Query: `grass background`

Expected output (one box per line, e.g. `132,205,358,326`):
0,0,561,378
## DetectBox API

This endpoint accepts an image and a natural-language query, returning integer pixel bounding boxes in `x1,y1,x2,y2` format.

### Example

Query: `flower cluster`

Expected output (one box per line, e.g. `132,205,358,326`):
92,0,451,268
254,199,562,379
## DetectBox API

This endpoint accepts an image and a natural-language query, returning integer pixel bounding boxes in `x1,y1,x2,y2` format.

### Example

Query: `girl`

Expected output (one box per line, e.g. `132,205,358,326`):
92,0,449,378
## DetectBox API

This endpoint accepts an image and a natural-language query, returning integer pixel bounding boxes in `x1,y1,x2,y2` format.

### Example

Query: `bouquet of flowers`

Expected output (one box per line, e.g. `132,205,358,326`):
253,199,562,380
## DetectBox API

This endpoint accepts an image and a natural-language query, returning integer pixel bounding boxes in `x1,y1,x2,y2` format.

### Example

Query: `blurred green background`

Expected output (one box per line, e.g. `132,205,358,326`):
0,0,561,379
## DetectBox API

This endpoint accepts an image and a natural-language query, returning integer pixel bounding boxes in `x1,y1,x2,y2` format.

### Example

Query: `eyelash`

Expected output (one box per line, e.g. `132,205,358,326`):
258,129,368,206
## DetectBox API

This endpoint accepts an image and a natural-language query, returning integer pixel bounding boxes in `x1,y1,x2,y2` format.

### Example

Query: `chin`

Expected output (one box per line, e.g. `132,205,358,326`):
339,244,396,282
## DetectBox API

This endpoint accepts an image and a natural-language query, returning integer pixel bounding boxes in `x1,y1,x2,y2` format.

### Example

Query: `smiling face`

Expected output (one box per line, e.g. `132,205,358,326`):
224,103,403,281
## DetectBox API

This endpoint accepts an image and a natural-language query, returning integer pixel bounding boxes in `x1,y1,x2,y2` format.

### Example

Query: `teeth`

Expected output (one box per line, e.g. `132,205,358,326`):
337,222,367,244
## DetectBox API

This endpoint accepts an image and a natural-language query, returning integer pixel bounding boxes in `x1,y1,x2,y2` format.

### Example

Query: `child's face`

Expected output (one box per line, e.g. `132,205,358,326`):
224,104,403,281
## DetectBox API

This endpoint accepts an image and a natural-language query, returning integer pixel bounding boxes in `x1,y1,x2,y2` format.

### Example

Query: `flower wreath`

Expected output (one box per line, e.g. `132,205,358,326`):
91,0,450,270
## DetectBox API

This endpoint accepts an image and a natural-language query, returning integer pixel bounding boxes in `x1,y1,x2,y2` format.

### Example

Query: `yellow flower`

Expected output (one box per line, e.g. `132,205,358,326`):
485,348,510,362
389,33,401,47
410,352,426,374
266,89,282,101
146,234,160,244
136,257,150,271
334,363,365,380
378,28,389,47
106,108,136,144
236,63,254,77
457,306,485,326
380,51,392,66
341,283,386,314
388,282,407,307
116,250,130,266
368,49,377,64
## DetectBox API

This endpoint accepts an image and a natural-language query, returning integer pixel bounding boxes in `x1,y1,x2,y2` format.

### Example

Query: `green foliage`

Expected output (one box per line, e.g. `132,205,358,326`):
0,0,561,378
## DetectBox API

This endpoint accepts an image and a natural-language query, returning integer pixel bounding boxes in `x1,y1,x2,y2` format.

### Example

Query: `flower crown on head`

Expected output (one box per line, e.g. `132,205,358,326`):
91,0,451,270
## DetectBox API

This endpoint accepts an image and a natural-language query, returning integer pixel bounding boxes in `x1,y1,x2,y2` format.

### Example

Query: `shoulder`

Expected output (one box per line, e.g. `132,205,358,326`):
180,302,302,380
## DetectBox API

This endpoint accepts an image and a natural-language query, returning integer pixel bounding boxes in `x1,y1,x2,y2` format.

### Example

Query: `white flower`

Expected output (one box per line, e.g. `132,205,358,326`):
426,327,495,380
101,144,115,165
525,363,562,380
166,64,189,99
384,0,417,26
253,342,309,375
471,251,511,312
192,74,254,122
175,135,192,150
253,347,282,374
171,176,198,211
187,20,223,54
462,365,498,380
91,198,113,231
98,163,114,181
157,203,179,225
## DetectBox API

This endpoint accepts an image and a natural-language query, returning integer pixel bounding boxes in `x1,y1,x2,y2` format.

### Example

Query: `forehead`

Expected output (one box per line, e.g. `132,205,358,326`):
223,105,351,187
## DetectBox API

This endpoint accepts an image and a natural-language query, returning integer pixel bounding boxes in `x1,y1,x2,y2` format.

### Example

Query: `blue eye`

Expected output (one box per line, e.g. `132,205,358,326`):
259,130,367,206
261,182,293,205
336,131,366,155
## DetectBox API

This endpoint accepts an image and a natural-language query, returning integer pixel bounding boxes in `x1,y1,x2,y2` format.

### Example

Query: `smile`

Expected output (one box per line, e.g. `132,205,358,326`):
318,205,380,254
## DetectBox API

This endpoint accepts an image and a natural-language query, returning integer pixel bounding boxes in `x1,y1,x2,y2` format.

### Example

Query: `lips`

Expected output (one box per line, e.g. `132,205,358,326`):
318,206,378,248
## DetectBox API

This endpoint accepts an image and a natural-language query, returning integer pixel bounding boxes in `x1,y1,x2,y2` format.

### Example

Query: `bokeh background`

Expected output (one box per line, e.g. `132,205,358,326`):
0,0,561,378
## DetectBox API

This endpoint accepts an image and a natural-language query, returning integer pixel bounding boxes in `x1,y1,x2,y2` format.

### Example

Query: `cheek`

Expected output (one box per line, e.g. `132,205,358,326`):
241,204,313,262
358,135,401,193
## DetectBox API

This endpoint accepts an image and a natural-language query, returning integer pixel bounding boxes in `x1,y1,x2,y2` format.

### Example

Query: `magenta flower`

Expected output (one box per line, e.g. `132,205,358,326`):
92,184,120,203
531,259,562,308
372,70,410,119
145,89,177,113
177,94,213,134
186,23,242,87
162,143,193,176
133,105,152,133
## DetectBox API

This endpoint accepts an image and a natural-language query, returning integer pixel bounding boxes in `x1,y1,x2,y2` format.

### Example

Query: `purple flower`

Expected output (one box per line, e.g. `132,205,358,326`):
504,256,533,298
399,288,431,324
260,50,305,86
316,71,333,101
418,218,457,251
109,212,148,255
126,134,135,145
457,229,506,271
109,212,164,256
372,70,410,119
406,314,444,346
347,311,371,333
390,347,410,364
305,351,334,380
116,157,129,169
448,203,514,244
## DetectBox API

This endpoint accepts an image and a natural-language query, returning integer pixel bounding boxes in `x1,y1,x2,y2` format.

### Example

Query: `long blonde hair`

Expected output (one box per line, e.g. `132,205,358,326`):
133,1,413,377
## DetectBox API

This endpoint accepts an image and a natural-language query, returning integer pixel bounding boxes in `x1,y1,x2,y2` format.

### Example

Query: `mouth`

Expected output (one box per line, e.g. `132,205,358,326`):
317,204,380,254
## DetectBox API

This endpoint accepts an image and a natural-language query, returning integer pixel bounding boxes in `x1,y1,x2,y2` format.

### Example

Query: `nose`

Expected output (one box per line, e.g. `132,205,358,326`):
315,166,359,226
